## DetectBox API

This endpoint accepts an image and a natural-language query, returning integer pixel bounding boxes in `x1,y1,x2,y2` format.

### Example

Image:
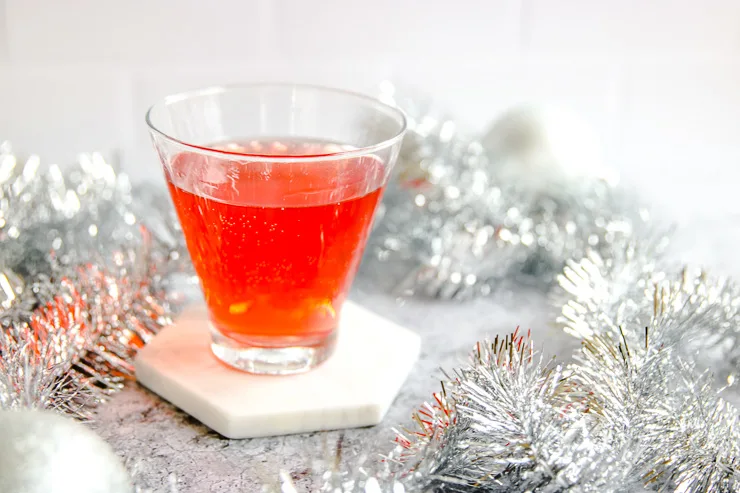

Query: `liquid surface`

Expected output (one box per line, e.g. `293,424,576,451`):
166,139,387,344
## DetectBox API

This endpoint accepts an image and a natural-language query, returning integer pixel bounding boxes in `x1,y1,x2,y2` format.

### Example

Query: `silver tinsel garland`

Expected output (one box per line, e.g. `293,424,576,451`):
0,141,192,418
273,281,740,492
369,83,661,300
0,277,105,416
558,247,740,388
270,243,740,492
557,253,740,491
386,330,618,492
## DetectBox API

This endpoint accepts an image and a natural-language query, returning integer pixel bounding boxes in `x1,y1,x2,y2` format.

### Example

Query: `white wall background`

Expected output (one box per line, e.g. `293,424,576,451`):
0,0,739,220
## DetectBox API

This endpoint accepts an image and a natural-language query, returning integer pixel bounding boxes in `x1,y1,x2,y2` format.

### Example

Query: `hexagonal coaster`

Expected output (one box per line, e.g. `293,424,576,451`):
134,301,421,439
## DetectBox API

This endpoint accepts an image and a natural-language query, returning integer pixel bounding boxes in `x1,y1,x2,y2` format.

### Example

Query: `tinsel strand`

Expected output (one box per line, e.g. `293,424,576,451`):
370,83,662,300
273,330,626,492
0,276,113,418
556,246,740,490
273,275,740,492
0,142,190,417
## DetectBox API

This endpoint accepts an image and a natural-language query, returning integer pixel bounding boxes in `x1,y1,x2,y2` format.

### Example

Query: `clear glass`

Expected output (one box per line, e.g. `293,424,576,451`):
147,84,406,375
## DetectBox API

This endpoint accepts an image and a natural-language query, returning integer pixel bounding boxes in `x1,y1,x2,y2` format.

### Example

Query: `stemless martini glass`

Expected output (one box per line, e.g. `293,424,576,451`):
146,84,406,375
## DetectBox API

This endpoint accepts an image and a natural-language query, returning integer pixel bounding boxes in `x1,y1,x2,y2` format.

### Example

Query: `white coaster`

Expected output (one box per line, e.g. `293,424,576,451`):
134,301,421,439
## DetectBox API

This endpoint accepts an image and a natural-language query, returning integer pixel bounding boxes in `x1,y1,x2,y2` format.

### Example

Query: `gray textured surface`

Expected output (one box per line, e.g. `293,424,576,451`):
93,263,577,493
92,219,737,492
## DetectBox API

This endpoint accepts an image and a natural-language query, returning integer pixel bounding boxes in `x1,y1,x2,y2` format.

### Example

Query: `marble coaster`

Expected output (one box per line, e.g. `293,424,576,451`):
134,301,421,439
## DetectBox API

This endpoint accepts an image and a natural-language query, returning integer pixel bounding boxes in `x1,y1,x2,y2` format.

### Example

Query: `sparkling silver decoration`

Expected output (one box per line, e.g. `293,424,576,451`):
272,331,626,492
573,326,740,492
0,410,132,493
262,435,405,493
0,142,191,284
0,141,193,418
273,262,740,491
0,275,114,418
370,83,660,300
387,330,621,492
557,247,740,388
555,248,740,490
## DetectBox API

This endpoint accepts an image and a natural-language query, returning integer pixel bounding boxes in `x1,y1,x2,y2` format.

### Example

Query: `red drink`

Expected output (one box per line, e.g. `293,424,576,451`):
166,140,386,346
148,83,406,374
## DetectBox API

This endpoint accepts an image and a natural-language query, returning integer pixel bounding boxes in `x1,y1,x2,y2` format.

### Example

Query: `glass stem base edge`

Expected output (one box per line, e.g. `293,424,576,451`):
208,324,337,375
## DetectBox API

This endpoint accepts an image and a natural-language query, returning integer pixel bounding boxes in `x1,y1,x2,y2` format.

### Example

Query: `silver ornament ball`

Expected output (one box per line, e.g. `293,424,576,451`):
482,103,616,192
0,410,132,493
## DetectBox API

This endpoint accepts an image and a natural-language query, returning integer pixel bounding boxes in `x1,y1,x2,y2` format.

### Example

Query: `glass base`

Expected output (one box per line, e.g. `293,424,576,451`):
208,324,337,375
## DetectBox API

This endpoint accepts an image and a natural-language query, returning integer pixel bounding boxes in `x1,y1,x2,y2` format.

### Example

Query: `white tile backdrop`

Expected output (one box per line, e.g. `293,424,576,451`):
1,0,739,219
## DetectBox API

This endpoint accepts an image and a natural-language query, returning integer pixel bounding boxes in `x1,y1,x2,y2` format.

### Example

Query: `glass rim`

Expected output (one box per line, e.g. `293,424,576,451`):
145,82,408,162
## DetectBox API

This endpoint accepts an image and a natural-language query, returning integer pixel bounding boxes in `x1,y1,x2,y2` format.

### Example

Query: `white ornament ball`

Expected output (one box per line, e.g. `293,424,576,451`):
0,410,132,493
481,103,617,192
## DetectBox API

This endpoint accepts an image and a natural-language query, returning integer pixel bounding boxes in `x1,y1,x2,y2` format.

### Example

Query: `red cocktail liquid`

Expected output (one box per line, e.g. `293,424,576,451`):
166,140,386,345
